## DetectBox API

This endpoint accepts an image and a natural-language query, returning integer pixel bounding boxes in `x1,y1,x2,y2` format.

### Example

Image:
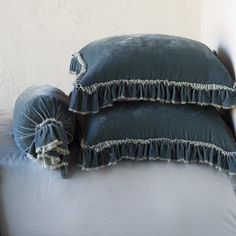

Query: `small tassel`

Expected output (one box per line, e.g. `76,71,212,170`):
69,52,81,74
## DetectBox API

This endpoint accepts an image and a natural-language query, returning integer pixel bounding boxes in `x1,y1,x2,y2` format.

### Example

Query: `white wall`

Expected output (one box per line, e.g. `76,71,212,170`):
201,0,236,79
0,0,201,110
201,0,236,132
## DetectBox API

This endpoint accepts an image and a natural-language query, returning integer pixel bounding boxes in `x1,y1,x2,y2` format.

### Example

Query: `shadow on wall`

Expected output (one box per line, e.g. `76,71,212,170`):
217,45,236,80
216,45,236,138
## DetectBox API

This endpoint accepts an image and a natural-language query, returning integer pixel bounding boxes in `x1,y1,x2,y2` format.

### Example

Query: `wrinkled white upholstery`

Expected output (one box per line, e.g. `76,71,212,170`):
1,111,236,236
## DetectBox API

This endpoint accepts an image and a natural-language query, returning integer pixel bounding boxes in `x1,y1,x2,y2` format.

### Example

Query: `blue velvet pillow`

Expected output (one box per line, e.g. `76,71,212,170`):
69,34,236,114
78,101,236,174
13,85,76,169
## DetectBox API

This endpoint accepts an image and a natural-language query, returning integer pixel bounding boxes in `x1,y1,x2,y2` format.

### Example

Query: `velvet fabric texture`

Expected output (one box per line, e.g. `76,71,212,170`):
13,85,76,169
78,101,236,174
69,34,236,114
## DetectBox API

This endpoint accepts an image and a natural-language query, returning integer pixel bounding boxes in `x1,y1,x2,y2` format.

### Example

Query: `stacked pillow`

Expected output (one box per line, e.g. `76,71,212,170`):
78,101,236,173
70,34,236,113
70,34,236,174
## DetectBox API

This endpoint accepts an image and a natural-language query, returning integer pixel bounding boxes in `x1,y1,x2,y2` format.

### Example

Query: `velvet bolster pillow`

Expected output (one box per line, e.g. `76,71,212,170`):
13,85,75,169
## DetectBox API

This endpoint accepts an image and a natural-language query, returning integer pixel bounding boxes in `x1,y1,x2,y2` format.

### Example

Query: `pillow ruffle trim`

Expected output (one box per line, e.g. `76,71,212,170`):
25,118,71,169
79,138,236,175
69,80,236,114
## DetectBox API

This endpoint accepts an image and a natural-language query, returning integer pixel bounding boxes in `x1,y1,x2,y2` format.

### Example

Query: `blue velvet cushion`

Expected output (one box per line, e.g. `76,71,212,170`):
69,34,236,114
78,101,236,174
13,85,76,169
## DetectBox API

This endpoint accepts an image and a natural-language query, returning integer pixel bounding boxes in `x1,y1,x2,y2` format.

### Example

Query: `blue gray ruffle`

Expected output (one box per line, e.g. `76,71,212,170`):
26,118,70,169
79,138,236,174
69,80,236,114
